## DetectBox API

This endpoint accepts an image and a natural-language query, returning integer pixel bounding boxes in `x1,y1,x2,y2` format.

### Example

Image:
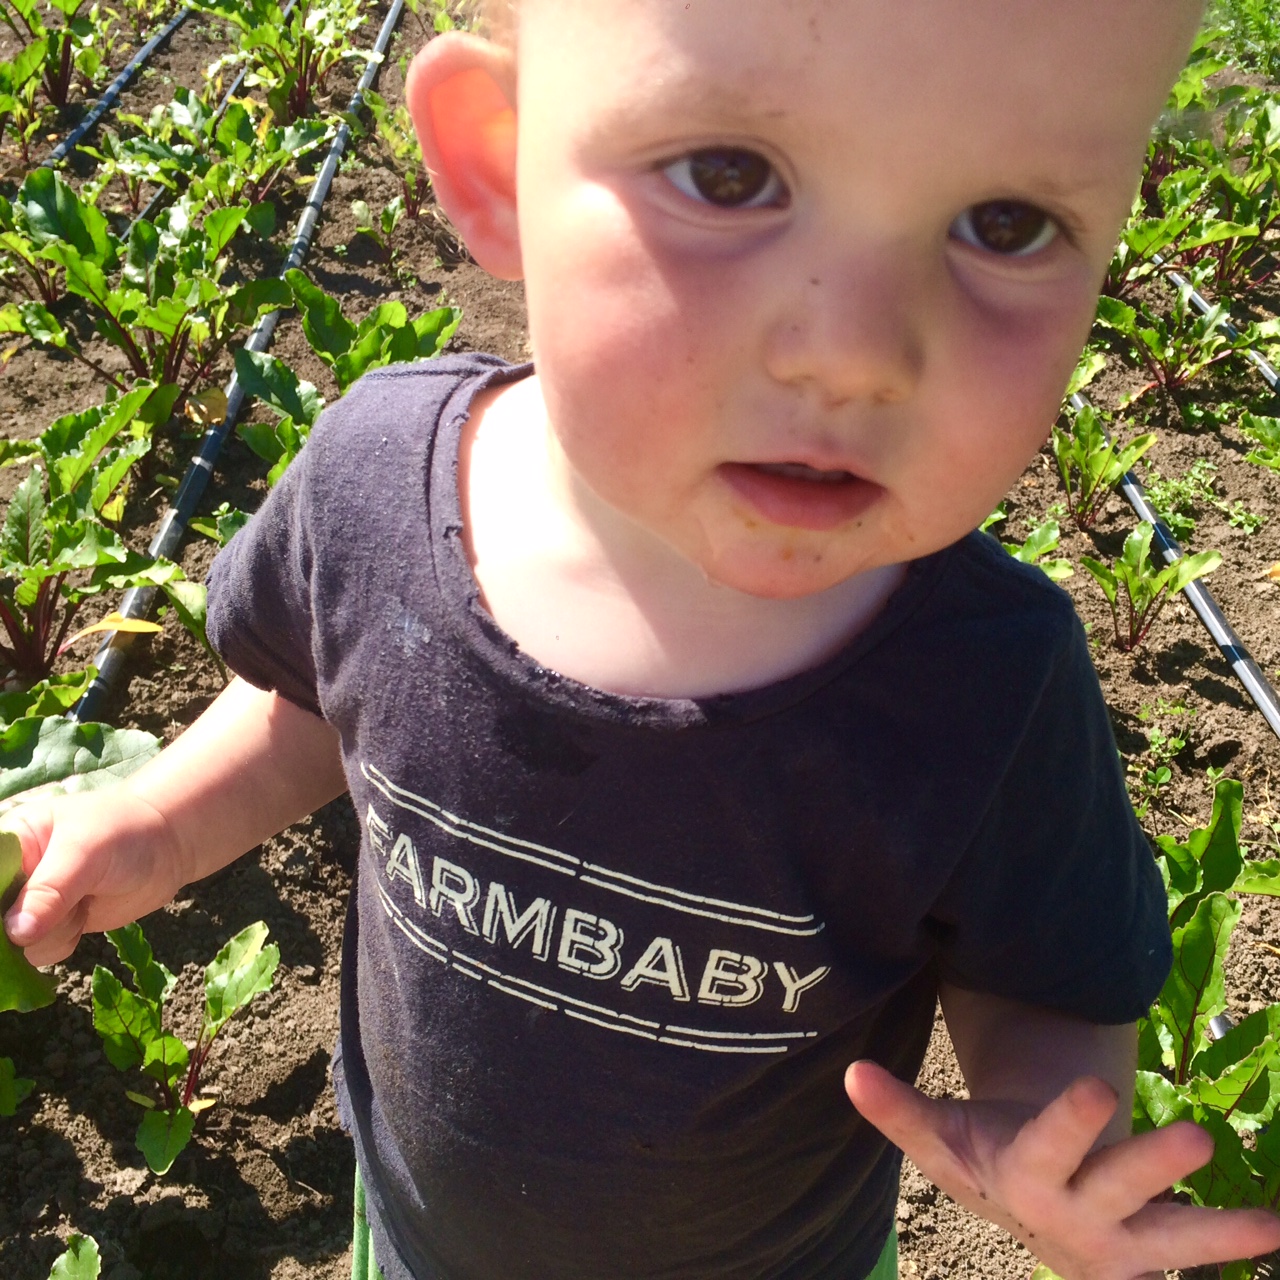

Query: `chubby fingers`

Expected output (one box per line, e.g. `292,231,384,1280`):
1075,1120,1214,1220
2,805,100,965
1005,1075,1118,1191
1123,1199,1280,1273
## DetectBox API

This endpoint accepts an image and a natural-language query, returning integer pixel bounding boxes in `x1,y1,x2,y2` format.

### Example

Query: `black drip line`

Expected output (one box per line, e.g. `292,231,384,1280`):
1067,390,1280,742
41,7,192,170
73,0,407,723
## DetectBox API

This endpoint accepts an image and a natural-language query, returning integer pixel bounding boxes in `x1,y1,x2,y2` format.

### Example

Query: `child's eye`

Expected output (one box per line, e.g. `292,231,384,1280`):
949,201,1059,256
661,148,789,209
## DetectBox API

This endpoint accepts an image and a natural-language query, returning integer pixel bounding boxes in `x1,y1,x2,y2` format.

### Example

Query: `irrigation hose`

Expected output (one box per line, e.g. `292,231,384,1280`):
41,7,192,170
1068,391,1280,742
73,0,407,723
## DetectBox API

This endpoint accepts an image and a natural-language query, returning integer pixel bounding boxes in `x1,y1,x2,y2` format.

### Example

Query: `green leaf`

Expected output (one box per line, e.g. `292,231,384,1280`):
0,829,56,1012
1157,892,1240,1086
122,220,160,296
204,205,248,258
1234,858,1280,896
136,1105,194,1175
203,921,278,1037
0,717,161,808
158,581,211,659
1065,350,1106,399
92,965,161,1071
1198,780,1245,897
1134,1068,1194,1131
16,300,68,349
1183,1107,1262,1210
48,1234,101,1280
1168,548,1222,595
0,1055,34,1115
234,347,323,427
245,202,275,239
20,168,115,265
285,267,355,363
221,276,291,332
1079,555,1118,605
0,672,91,728
2,468,48,568
107,920,176,1004
141,1032,189,1091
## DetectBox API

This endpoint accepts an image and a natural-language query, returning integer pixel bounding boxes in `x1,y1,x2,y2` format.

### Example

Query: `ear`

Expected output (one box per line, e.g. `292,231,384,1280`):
405,32,521,280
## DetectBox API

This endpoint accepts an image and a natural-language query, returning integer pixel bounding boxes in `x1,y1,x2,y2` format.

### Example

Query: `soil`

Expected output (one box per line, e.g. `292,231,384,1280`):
1,12,1280,1280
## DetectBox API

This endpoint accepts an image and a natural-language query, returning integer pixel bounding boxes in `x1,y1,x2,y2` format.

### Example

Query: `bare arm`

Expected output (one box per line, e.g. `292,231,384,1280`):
3,677,346,966
940,982,1137,1146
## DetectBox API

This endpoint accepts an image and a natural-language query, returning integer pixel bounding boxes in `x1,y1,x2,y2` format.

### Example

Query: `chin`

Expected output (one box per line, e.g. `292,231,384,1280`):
700,551,869,602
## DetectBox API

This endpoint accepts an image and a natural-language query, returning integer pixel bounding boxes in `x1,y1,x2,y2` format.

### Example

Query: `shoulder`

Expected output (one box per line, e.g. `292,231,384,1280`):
905,530,1084,672
305,351,513,461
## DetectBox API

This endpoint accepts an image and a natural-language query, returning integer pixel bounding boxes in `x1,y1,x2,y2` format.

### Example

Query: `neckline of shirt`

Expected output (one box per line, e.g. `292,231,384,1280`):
423,356,957,730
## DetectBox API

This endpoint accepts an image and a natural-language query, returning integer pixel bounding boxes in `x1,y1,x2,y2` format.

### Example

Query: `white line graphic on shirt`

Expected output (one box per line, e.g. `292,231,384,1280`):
378,884,816,1055
362,762,823,938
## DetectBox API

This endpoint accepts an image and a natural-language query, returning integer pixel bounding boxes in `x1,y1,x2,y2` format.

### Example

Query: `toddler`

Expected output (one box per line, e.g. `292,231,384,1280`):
8,1,1280,1278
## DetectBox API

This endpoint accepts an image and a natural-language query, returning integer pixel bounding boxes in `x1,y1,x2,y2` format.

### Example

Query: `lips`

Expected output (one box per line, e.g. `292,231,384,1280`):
719,461,882,531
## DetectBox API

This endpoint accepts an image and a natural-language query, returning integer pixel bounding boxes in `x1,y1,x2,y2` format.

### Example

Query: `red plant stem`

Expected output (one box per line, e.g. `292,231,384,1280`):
0,594,29,665
55,340,130,394
48,589,80,661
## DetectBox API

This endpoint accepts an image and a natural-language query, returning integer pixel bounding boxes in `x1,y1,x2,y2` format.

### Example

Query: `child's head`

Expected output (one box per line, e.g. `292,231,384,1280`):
407,0,1202,601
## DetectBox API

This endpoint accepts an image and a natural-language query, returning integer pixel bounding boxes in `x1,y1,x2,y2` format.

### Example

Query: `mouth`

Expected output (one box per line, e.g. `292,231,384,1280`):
719,461,882,532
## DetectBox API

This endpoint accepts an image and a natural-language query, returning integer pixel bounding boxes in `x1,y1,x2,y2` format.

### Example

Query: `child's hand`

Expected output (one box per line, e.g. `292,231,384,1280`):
2,790,184,967
846,1060,1280,1280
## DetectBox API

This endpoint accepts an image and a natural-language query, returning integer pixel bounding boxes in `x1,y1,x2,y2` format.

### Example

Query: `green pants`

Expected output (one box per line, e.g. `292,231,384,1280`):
352,1167,898,1280
353,1167,387,1280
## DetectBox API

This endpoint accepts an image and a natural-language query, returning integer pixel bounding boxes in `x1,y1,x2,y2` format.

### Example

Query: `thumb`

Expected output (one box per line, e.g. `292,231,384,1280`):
845,1059,948,1151
2,805,96,957
845,1060,983,1201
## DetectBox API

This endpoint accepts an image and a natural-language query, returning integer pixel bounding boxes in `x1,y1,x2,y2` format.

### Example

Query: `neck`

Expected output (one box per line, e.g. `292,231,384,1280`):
460,376,907,699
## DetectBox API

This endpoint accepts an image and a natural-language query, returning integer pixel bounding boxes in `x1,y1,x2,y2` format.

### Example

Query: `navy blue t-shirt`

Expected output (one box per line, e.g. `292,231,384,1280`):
206,354,1171,1280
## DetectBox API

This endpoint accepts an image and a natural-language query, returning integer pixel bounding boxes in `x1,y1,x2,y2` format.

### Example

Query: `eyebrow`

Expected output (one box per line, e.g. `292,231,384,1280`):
582,73,792,146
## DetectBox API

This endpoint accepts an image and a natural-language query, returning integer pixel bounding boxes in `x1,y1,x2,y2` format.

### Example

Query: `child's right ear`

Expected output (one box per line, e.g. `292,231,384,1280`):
405,33,521,280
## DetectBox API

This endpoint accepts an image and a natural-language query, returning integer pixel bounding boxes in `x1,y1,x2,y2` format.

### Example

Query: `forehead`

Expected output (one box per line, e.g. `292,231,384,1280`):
515,0,1198,151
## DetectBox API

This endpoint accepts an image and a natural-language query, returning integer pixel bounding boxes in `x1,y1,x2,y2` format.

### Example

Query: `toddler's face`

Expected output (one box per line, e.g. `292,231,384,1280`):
508,0,1199,599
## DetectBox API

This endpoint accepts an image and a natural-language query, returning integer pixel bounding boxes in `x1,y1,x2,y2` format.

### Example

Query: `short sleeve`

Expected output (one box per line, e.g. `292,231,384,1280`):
929,619,1172,1024
205,441,323,719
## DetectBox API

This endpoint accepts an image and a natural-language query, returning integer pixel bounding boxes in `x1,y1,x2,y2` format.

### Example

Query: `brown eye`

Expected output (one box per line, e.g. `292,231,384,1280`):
663,148,787,209
951,200,1058,256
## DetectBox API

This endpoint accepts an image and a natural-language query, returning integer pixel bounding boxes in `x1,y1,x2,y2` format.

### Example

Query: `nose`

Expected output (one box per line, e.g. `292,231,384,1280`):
762,256,925,408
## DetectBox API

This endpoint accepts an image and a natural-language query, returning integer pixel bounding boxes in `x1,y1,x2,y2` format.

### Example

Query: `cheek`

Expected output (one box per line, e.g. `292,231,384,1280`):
934,289,1095,487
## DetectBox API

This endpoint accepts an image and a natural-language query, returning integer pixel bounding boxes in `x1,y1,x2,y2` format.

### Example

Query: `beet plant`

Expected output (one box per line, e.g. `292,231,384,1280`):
0,41,46,166
1240,412,1280,471
45,1233,100,1278
1052,404,1156,531
0,167,118,309
1133,781,1280,1276
1080,522,1220,652
4,197,292,412
93,919,279,1175
194,0,368,123
1094,275,1266,409
233,269,460,482
0,0,115,112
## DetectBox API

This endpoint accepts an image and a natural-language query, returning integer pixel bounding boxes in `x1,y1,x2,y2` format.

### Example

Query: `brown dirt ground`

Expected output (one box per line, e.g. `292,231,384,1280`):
3,13,1280,1280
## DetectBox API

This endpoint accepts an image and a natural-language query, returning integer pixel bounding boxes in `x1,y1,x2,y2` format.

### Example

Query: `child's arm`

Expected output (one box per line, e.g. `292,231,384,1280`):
2,677,346,968
846,982,1280,1280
